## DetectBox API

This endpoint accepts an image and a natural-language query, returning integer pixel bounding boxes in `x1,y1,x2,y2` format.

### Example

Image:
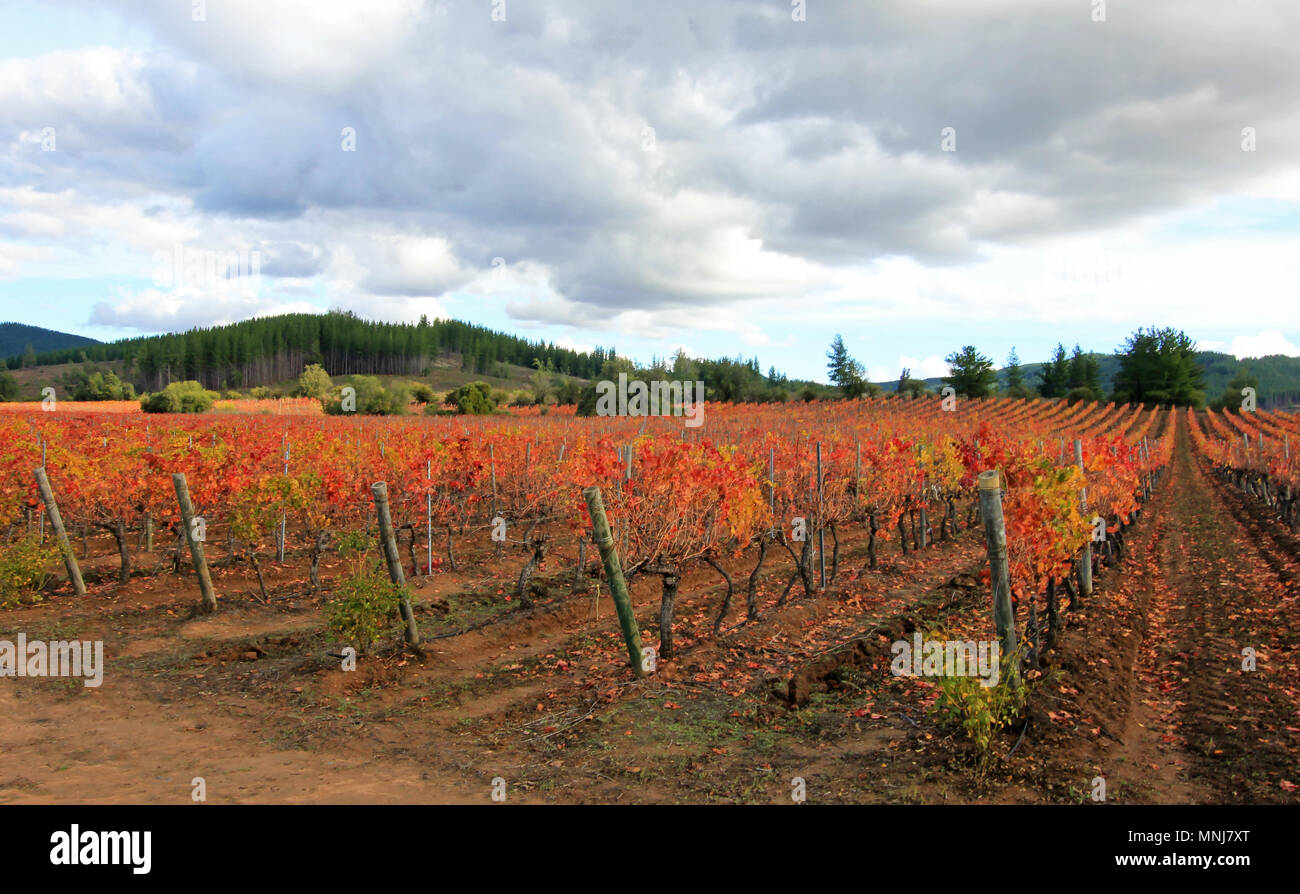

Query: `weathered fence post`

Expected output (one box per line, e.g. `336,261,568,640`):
278,441,289,562
489,444,502,559
978,470,1017,663
425,457,433,576
816,441,826,589
37,440,46,542
768,447,776,519
172,473,217,613
371,481,422,653
582,486,645,677
918,462,929,549
33,468,86,596
1075,439,1093,598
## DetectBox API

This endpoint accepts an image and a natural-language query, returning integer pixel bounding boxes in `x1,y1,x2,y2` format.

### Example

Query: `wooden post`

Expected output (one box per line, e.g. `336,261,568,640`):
978,470,1017,661
620,446,631,558
816,442,826,589
1075,439,1093,598
371,481,422,652
488,444,501,559
768,447,776,521
38,440,46,543
854,438,862,505
33,468,86,596
582,486,645,676
425,457,433,576
1143,439,1151,500
918,460,929,549
277,442,289,562
172,473,217,613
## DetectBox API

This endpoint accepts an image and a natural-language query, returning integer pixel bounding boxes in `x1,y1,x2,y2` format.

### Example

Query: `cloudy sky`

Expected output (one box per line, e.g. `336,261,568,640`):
1,0,1298,382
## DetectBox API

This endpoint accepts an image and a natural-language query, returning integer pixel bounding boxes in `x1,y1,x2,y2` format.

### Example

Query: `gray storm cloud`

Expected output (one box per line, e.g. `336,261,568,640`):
3,0,1299,331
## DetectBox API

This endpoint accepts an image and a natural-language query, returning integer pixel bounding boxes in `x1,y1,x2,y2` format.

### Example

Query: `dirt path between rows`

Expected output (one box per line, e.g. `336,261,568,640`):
1105,412,1299,803
0,677,491,804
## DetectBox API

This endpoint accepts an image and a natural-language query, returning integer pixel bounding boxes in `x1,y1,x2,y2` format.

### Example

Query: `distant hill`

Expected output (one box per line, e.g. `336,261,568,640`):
1,310,810,404
877,350,1300,409
0,323,100,360
1193,351,1300,408
3,311,611,392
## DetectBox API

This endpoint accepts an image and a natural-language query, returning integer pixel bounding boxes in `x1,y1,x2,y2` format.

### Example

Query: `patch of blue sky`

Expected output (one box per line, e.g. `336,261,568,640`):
0,2,152,58
1159,197,1300,239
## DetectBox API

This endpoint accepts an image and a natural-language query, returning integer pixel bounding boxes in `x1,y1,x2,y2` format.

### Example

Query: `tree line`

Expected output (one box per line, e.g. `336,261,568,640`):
825,326,1251,409
0,309,830,406
2,311,620,392
5,308,1287,414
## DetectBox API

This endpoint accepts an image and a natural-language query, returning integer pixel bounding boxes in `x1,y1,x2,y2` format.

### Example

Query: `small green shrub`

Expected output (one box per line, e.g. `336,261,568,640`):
447,381,497,415
140,380,217,413
323,376,408,415
65,367,135,401
554,377,581,406
292,364,333,401
931,642,1029,768
0,534,58,608
323,530,407,652
409,383,436,404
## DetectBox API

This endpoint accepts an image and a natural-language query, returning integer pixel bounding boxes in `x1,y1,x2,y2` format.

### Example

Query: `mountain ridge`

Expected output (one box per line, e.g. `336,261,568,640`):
0,322,101,359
